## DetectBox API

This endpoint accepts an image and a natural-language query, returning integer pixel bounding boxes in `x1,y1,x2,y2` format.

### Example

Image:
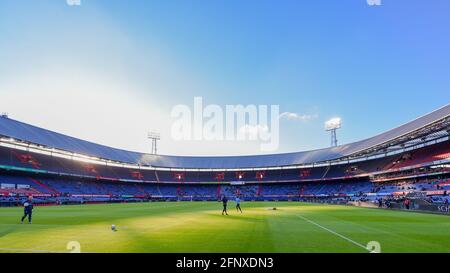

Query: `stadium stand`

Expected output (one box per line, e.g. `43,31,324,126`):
0,105,449,206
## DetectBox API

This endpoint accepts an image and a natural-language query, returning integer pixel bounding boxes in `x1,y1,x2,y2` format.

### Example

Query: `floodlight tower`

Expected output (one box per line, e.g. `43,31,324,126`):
148,132,161,155
325,118,342,147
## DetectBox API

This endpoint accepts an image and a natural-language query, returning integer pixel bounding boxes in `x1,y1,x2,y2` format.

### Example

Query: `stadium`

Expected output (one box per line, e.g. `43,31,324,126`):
0,104,449,253
2,1,450,260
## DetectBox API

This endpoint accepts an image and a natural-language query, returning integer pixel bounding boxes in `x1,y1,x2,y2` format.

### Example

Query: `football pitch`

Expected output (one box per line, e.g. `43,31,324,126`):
0,201,449,253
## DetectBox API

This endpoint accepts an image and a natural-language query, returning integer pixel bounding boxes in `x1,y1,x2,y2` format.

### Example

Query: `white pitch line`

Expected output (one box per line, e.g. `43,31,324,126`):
0,247,67,253
296,214,369,252
0,223,76,227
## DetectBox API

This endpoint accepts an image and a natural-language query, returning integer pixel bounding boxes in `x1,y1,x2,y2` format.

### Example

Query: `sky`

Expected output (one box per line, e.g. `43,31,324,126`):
0,0,449,156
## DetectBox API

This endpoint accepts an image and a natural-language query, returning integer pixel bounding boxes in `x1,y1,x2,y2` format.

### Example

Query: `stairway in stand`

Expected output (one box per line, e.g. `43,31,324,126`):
29,178,60,195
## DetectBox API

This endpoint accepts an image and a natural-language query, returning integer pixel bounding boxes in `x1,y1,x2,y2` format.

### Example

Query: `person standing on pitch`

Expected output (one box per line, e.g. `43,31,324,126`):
221,195,228,215
21,196,34,224
235,196,242,213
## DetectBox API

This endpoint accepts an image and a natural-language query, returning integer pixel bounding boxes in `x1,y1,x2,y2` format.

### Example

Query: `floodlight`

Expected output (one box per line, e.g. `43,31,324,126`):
325,118,342,131
148,131,161,154
325,118,342,147
148,132,161,140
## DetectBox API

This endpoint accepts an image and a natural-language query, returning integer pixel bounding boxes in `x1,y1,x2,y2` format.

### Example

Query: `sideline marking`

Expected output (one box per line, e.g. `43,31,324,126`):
0,247,67,253
296,214,370,252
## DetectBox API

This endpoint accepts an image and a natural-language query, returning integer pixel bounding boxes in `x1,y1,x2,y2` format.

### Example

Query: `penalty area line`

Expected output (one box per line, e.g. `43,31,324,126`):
296,214,369,252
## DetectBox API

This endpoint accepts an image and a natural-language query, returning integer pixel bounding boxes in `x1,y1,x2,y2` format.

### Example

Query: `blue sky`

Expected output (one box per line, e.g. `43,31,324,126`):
0,0,449,156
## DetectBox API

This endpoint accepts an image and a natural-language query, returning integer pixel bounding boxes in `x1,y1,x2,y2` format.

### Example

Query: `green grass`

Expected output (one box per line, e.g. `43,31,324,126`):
0,201,450,253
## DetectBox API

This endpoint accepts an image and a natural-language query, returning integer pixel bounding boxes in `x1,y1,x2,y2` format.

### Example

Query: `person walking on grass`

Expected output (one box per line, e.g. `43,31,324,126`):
221,195,228,215
235,196,242,213
21,196,34,224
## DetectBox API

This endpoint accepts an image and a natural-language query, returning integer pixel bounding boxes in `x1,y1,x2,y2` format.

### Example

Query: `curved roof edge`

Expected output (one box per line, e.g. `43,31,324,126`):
0,104,449,169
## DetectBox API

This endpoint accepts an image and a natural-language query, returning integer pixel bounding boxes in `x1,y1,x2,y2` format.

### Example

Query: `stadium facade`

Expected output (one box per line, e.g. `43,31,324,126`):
0,104,449,205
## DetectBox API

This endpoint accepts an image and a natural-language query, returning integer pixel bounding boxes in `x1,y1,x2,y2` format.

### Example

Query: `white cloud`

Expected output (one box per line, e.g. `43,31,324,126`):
279,112,318,121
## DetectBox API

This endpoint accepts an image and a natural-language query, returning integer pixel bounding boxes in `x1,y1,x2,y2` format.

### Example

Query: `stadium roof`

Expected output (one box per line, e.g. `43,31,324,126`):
0,104,449,169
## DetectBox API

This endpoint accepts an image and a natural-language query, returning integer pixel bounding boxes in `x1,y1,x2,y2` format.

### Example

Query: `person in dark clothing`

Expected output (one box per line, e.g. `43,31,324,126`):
385,199,391,209
21,196,34,224
221,195,228,215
